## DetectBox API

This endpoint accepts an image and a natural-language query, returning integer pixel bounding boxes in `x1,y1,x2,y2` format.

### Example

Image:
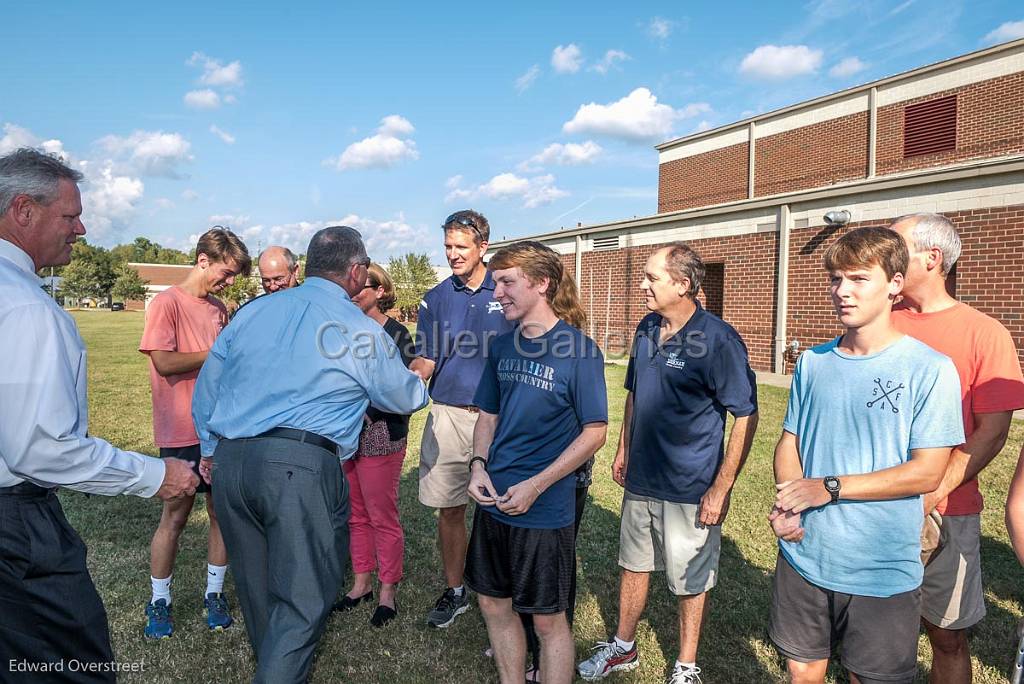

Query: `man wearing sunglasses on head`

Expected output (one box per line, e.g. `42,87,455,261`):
414,210,515,628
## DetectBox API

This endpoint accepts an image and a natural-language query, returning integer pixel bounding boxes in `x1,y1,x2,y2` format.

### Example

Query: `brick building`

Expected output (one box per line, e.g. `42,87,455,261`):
492,38,1024,373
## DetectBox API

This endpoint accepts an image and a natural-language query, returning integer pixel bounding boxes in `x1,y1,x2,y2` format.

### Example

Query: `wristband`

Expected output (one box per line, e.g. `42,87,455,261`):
469,456,487,471
531,481,542,496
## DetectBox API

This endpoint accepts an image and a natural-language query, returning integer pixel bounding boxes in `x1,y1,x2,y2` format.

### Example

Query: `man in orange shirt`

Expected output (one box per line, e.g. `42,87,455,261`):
139,227,251,639
890,213,1024,683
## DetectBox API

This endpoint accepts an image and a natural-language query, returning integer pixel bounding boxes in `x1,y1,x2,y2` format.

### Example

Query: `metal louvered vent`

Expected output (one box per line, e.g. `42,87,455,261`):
903,95,957,158
592,235,620,251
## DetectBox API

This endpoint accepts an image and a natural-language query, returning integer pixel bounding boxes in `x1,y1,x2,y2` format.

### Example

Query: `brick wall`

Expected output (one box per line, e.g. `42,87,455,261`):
877,72,1024,176
754,111,869,197
658,142,749,212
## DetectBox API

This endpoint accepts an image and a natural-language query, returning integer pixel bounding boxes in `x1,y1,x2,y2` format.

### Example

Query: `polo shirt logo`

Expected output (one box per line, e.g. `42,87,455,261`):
486,301,503,314
666,351,686,370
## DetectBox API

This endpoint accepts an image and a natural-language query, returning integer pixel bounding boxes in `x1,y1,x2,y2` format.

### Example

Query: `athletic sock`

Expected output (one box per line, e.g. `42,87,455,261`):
676,660,697,670
614,636,635,652
450,585,465,597
206,563,228,595
151,575,172,606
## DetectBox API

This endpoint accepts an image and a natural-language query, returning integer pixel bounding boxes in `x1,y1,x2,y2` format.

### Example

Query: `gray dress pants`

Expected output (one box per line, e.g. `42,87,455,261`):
212,436,349,684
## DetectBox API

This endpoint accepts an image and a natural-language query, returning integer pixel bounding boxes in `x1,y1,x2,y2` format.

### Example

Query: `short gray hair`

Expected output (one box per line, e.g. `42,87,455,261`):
259,246,298,271
0,148,84,216
892,212,961,276
305,226,366,279
662,242,705,298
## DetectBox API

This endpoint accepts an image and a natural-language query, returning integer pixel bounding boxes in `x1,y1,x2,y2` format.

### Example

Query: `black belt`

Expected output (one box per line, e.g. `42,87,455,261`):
435,402,480,414
0,481,56,497
256,428,338,453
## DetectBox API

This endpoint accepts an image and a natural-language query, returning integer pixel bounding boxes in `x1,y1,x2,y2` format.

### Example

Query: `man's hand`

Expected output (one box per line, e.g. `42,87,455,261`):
923,491,942,515
775,478,830,514
156,457,200,500
768,505,805,542
198,457,213,486
468,464,500,506
496,479,542,516
611,449,627,487
698,484,732,526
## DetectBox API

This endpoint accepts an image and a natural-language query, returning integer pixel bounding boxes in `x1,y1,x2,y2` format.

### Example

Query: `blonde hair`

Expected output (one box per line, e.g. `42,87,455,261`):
488,241,587,329
367,263,396,312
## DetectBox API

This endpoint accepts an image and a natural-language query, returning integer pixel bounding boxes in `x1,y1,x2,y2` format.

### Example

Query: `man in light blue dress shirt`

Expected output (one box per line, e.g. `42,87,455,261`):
192,225,429,684
0,148,199,682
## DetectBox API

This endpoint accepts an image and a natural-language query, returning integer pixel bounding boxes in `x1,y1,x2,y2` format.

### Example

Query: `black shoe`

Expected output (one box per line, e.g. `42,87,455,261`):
333,590,373,612
370,603,397,628
426,587,470,628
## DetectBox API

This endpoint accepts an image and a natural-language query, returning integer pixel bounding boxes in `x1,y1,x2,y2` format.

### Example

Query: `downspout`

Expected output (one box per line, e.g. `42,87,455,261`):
773,204,792,374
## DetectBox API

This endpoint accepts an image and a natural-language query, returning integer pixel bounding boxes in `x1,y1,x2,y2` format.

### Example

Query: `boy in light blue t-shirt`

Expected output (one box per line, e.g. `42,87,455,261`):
768,227,963,684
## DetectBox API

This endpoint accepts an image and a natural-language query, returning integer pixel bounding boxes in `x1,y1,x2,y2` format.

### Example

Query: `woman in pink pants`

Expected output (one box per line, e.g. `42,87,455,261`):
334,263,419,627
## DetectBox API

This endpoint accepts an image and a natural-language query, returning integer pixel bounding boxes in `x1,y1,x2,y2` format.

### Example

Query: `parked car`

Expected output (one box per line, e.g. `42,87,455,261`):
111,302,125,311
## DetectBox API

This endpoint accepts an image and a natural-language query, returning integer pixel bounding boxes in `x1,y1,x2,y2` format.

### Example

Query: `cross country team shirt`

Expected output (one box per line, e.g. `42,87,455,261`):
893,303,1024,515
473,321,608,529
781,335,964,597
139,286,227,447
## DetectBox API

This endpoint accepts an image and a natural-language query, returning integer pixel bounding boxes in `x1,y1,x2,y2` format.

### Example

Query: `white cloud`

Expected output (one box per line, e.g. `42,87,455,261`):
97,130,194,178
232,213,433,260
515,64,541,93
551,44,583,74
647,17,675,41
79,162,145,242
0,123,68,160
445,172,568,209
694,120,713,133
184,89,221,109
829,56,866,78
208,214,251,228
325,115,419,171
739,44,823,80
519,141,603,172
562,88,709,142
209,125,236,144
154,197,175,210
983,20,1024,45
181,188,200,202
445,175,463,190
591,50,630,75
187,51,244,88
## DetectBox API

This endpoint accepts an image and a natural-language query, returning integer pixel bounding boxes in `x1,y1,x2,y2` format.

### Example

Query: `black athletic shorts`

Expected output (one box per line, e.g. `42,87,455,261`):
769,554,920,683
464,507,575,614
159,444,210,494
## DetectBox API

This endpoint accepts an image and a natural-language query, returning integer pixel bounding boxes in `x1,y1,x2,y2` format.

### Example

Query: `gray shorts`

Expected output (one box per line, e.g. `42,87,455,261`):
921,514,985,629
617,491,720,596
769,554,920,683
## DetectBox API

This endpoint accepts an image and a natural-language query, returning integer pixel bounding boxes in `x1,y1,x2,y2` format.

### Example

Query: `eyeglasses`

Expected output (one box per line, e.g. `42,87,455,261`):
443,213,484,240
360,281,379,291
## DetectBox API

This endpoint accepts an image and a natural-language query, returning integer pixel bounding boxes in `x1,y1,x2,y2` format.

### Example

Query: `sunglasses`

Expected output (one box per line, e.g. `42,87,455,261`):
443,213,484,240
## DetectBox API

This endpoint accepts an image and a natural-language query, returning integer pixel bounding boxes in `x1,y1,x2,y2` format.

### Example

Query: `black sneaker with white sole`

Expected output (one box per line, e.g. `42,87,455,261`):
426,587,469,628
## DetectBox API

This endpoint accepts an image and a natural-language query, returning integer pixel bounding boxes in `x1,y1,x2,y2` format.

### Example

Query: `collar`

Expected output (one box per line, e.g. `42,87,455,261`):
0,239,41,281
451,270,495,293
648,301,705,344
302,276,353,301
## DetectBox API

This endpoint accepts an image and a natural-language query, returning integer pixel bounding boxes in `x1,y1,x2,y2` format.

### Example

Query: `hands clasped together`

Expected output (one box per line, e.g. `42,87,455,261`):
769,477,831,543
468,464,541,516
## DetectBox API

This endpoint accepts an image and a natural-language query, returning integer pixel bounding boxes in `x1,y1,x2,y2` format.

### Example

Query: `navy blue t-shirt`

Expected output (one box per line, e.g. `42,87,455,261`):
416,272,515,406
624,306,757,503
474,321,608,529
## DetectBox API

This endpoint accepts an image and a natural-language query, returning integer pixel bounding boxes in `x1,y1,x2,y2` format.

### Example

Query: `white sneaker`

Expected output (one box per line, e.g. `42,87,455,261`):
576,639,640,681
667,664,702,684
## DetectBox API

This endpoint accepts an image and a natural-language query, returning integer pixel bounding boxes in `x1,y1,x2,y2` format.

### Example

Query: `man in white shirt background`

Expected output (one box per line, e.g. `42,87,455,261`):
0,148,198,681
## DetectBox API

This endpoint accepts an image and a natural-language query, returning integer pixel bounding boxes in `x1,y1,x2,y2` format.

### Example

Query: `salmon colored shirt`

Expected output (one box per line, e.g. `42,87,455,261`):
893,302,1024,515
139,286,227,448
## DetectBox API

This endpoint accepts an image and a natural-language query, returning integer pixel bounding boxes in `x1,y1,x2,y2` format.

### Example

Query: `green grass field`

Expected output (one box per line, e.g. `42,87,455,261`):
64,310,1024,683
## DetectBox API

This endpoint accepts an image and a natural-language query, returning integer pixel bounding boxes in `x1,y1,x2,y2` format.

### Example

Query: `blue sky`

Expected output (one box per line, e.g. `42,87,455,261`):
3,1,1022,263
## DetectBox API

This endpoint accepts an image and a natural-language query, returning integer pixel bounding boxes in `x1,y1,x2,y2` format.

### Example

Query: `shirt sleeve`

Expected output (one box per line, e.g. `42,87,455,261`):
573,340,609,425
139,293,177,353
0,304,165,497
414,295,438,360
192,325,231,457
971,321,1024,413
360,328,429,415
473,352,501,414
709,333,758,417
781,354,804,436
909,357,966,450
624,332,639,392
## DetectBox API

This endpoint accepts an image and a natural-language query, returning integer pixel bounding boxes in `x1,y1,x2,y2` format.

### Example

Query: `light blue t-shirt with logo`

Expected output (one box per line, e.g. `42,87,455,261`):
780,335,964,597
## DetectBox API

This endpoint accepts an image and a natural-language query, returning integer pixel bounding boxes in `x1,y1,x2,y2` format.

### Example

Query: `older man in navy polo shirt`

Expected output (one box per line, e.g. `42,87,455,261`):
578,242,759,684
415,210,515,628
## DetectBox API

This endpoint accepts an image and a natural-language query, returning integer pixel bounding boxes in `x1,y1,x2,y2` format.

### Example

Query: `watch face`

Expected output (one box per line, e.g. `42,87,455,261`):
824,477,840,492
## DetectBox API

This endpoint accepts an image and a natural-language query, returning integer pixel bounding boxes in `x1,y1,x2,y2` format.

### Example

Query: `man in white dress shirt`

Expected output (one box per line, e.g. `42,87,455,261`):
0,148,199,682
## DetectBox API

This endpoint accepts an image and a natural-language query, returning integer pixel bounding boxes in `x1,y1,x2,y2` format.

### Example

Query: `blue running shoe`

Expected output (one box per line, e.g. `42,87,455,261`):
205,592,233,631
144,599,173,639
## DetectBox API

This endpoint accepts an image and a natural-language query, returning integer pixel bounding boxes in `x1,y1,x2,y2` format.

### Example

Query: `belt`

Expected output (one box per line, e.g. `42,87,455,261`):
436,402,480,414
256,427,338,453
0,481,56,497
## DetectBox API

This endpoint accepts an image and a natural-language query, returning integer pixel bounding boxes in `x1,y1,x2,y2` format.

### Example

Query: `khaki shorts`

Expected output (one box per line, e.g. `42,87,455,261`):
418,403,478,508
618,491,721,596
921,513,985,630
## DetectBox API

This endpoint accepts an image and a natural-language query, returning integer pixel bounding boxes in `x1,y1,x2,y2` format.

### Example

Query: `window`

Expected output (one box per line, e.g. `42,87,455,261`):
903,95,957,158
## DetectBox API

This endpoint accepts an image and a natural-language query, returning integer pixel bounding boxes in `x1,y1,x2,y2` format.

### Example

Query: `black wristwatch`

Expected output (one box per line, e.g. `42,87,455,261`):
469,456,487,472
823,476,841,504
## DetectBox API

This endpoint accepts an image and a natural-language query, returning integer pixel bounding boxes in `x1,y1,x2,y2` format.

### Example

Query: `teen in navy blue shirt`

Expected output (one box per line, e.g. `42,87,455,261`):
465,241,607,684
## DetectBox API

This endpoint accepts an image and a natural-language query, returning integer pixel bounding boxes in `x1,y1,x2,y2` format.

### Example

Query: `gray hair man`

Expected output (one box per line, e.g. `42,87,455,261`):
889,212,1024,683
192,225,428,682
258,245,299,293
0,148,198,682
